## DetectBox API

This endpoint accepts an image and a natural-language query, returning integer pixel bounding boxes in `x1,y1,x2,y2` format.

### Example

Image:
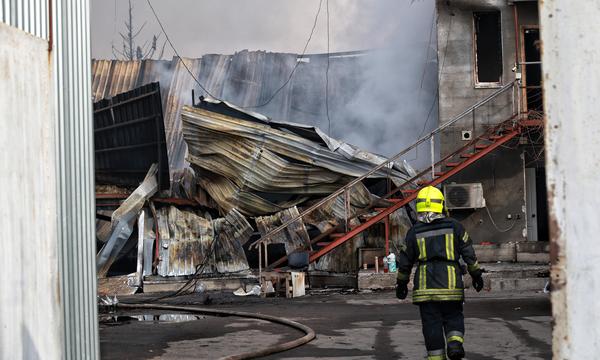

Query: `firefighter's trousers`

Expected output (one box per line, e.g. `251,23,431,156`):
419,301,465,359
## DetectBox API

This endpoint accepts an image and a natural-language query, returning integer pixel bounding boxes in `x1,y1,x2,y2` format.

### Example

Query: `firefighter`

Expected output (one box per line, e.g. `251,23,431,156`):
396,186,484,360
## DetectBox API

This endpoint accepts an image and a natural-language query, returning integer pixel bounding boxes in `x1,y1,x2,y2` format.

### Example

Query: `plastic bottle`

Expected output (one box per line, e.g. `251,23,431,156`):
387,253,397,273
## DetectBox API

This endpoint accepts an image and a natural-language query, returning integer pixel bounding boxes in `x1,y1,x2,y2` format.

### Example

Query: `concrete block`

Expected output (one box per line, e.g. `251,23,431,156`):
143,275,258,293
515,242,550,263
357,270,397,290
516,252,550,263
474,243,516,262
489,277,548,292
309,272,357,289
516,241,550,253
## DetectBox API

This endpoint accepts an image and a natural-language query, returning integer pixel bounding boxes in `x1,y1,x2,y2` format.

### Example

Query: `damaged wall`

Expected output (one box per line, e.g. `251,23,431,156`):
0,23,62,359
436,1,536,243
157,207,253,276
540,1,600,358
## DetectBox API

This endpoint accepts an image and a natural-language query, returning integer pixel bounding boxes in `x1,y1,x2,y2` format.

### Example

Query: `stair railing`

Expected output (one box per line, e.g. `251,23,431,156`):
250,80,519,257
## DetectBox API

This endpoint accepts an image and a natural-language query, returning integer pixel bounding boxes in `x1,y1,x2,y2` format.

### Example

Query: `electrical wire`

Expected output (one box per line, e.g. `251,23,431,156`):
134,230,221,304
146,0,221,100
419,7,436,90
408,11,449,162
146,0,325,109
484,205,516,233
243,0,324,109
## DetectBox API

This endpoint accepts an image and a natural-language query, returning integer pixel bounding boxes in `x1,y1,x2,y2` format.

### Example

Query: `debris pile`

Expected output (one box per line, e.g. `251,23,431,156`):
94,84,413,295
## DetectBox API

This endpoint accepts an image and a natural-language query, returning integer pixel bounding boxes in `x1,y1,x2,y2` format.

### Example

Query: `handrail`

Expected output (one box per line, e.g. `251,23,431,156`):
250,80,517,249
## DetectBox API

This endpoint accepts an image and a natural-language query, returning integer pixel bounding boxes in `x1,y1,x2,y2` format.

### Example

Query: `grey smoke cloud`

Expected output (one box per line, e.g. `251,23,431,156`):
91,0,437,163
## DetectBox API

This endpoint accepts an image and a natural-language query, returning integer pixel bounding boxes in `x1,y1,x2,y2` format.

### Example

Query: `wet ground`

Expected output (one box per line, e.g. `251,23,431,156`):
99,290,552,359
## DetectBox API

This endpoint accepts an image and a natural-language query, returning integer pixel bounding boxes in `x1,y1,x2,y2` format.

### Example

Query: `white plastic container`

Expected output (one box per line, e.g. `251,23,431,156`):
387,253,397,273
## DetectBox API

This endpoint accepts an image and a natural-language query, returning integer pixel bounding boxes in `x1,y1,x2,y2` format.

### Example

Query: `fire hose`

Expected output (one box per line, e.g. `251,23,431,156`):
117,303,316,360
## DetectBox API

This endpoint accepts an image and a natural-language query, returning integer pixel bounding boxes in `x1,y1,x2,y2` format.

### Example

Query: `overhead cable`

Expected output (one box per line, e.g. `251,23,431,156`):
243,0,324,109
146,0,325,109
146,0,221,100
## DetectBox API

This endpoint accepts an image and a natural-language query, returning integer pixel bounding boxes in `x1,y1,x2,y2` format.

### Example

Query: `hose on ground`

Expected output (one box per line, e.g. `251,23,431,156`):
117,303,316,360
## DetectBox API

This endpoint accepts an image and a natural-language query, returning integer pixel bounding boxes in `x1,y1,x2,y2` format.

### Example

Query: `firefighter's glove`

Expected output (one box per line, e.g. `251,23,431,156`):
396,280,409,299
472,274,484,292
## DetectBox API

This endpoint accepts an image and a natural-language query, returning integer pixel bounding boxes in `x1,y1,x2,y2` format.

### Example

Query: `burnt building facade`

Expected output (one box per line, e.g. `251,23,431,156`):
436,0,546,245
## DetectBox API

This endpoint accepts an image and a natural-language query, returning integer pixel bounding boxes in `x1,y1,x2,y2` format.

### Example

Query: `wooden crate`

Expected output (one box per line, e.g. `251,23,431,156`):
260,271,305,298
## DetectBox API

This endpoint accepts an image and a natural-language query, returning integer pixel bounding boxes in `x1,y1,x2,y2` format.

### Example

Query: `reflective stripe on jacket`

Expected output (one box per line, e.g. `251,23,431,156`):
397,217,480,303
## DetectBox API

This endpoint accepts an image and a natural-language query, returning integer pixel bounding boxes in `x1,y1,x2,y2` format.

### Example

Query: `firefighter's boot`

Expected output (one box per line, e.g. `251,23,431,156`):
446,341,465,360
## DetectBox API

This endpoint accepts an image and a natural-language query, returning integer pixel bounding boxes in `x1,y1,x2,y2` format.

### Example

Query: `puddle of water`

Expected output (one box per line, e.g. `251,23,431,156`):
100,314,204,325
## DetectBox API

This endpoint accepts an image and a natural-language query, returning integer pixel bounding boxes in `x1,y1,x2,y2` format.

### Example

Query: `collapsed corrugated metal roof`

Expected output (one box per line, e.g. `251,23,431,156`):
181,100,411,217
91,50,368,175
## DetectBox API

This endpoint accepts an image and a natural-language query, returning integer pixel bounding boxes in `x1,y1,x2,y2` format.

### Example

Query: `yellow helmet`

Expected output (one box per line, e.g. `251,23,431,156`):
416,186,445,213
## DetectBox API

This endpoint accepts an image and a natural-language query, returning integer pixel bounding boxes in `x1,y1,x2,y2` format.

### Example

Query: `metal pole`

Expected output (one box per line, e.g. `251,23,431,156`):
430,136,435,179
264,242,269,269
384,215,390,256
136,211,145,287
344,189,349,232
512,81,516,116
259,241,263,290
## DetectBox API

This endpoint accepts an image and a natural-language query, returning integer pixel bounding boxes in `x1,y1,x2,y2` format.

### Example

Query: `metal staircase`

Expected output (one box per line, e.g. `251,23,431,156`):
251,81,543,270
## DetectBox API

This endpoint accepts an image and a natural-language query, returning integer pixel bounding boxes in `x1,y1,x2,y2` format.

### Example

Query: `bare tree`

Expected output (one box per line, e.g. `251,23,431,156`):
112,0,167,60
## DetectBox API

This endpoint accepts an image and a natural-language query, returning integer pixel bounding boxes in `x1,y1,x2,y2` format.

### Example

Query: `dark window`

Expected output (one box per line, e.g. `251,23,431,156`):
474,11,503,84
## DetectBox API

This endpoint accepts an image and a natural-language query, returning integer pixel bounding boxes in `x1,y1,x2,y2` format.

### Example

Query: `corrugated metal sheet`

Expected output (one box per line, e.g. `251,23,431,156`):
96,165,158,277
181,101,409,217
1,1,98,359
52,0,99,359
256,207,311,254
0,0,49,39
157,207,253,276
93,82,170,189
91,51,367,175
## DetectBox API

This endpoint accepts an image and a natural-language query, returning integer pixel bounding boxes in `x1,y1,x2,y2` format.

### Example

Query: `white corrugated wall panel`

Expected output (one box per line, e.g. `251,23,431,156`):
52,0,98,359
0,0,48,39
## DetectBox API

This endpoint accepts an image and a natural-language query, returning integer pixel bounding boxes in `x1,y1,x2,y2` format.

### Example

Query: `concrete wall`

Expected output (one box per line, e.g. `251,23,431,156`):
437,0,518,125
0,23,62,359
446,147,526,244
539,1,600,358
436,0,539,244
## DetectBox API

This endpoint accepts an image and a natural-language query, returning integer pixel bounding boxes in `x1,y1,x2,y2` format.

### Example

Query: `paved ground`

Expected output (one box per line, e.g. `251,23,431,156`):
99,290,552,359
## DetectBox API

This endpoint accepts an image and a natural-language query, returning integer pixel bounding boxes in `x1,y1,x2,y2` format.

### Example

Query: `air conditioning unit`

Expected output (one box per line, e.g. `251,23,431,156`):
444,183,486,210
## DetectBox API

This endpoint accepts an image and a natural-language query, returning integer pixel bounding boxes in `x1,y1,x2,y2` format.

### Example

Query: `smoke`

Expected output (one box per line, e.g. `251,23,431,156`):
326,0,438,163
91,0,438,164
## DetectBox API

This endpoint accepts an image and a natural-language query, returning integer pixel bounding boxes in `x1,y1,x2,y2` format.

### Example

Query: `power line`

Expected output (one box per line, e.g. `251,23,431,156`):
419,11,450,140
409,11,450,162
146,0,221,100
243,0,324,109
325,0,331,135
146,0,325,109
419,8,436,90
